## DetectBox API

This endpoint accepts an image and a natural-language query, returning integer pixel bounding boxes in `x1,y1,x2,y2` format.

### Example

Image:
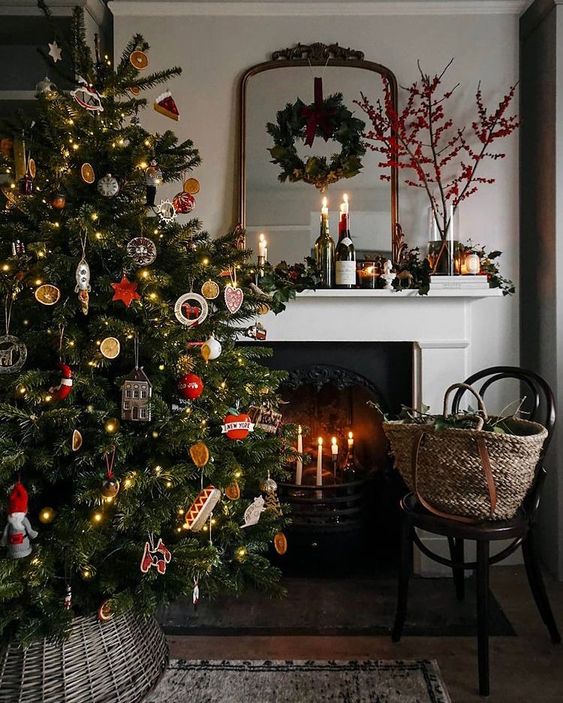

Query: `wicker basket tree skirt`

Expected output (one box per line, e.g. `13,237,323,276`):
0,610,168,703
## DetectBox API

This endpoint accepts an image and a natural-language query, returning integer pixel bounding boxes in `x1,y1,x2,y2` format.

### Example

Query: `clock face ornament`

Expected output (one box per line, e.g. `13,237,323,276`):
127,237,157,266
97,173,119,198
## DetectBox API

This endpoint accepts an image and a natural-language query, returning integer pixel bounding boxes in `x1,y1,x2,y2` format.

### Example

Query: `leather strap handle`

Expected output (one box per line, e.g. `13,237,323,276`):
411,431,497,523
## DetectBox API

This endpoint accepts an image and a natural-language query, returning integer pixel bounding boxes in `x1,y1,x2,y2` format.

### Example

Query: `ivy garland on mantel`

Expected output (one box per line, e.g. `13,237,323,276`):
266,91,366,192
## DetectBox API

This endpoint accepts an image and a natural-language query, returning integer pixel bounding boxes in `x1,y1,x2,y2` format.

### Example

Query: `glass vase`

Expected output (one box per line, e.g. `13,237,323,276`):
427,206,461,275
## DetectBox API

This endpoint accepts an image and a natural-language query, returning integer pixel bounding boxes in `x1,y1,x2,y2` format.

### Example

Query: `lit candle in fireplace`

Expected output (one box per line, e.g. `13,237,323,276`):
331,436,338,478
348,431,354,448
316,436,323,486
331,436,338,458
296,425,303,485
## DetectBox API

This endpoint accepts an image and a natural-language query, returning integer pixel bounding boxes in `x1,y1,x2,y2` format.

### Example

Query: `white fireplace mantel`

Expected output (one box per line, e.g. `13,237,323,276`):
263,286,508,575
264,287,503,414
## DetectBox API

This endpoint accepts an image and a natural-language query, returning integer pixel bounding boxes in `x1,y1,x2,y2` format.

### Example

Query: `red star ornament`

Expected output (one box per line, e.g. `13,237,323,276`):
111,276,141,307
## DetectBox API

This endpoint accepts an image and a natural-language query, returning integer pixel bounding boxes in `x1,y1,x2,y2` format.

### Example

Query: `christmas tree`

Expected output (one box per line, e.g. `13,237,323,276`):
0,3,292,646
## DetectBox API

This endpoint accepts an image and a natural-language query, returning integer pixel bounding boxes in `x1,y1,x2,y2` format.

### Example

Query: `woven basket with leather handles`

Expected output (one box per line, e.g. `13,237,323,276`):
383,383,548,522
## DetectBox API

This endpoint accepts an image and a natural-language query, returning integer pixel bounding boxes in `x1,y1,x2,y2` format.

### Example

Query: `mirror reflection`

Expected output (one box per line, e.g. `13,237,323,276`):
243,65,394,263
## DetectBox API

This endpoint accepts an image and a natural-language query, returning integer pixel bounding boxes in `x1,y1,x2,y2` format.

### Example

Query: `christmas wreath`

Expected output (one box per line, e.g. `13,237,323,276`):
266,83,366,192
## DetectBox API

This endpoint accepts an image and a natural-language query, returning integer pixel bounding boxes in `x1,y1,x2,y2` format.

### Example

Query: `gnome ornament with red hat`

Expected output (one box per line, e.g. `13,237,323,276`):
1,482,38,559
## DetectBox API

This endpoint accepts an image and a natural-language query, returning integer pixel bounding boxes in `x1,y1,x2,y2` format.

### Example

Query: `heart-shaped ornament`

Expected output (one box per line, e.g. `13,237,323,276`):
224,284,244,314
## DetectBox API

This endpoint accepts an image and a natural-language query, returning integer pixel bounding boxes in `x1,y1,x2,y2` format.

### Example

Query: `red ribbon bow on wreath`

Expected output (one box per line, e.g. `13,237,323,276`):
301,77,335,147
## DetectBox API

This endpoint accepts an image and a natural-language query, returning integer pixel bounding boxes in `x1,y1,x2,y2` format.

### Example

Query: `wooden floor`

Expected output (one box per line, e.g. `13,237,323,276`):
168,566,563,702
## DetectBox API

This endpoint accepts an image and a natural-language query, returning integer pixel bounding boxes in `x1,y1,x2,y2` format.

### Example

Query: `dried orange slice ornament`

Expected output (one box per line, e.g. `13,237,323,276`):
35,283,60,305
274,532,288,555
100,336,120,359
225,482,240,501
27,158,36,179
183,177,200,195
274,532,287,556
189,441,210,468
130,50,149,70
97,599,113,622
80,162,95,184
201,279,220,300
72,429,83,451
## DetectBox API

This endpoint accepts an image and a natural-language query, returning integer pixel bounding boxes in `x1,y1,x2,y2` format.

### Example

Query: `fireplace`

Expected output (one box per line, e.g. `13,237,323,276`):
263,342,414,575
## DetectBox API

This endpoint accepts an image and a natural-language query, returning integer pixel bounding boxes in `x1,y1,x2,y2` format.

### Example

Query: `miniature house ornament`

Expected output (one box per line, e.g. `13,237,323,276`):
121,337,152,422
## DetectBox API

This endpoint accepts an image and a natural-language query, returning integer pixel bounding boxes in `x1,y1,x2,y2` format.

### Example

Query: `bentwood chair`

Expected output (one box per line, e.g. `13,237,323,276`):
391,366,560,697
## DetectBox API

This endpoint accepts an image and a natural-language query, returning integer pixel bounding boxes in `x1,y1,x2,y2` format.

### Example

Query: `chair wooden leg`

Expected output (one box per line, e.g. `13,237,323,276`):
392,519,413,643
522,532,561,644
448,537,465,601
476,540,490,697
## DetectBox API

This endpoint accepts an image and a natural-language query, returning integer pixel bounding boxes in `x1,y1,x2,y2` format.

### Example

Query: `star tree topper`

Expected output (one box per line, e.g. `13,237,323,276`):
111,276,141,307
48,41,62,63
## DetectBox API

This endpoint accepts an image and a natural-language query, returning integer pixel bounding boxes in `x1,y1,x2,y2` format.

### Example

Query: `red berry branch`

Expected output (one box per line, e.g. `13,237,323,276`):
356,60,519,271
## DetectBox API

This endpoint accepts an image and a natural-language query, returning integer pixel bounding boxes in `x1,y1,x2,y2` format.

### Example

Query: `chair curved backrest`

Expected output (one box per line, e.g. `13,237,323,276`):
451,366,556,518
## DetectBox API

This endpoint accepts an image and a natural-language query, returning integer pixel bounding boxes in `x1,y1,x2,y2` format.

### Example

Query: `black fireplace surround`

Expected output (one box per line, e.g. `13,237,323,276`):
262,341,414,575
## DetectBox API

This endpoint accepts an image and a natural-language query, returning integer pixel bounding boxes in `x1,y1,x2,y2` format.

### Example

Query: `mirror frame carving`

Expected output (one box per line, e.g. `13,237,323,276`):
237,42,405,262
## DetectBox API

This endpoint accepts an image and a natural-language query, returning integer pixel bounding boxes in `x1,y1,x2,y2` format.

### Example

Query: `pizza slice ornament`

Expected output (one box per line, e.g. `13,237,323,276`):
153,90,179,121
183,486,221,532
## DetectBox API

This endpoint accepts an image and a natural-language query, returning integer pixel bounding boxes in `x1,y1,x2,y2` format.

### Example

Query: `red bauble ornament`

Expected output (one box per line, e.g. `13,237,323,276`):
178,373,204,400
172,191,195,214
222,412,254,440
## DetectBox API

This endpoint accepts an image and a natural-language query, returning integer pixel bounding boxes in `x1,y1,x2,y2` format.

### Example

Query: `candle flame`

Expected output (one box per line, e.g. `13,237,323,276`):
298,425,302,434
331,436,337,445
348,431,353,440
343,193,349,204
322,196,328,207
259,232,266,243
318,436,323,445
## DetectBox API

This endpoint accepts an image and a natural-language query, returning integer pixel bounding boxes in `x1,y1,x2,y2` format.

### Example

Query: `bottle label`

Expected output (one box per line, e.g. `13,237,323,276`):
340,237,352,246
335,261,356,285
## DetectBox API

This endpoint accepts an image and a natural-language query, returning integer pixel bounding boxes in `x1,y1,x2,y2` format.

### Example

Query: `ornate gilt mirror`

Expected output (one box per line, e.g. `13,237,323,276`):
238,43,402,264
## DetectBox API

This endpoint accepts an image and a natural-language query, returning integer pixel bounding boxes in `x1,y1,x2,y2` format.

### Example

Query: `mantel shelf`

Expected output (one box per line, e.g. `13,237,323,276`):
295,288,504,299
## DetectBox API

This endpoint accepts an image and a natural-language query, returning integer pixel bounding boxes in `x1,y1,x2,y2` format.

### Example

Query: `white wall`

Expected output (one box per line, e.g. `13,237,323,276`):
111,2,521,378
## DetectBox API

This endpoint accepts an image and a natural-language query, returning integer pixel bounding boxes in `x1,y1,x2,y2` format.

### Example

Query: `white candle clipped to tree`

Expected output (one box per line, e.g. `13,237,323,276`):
296,425,303,485
258,232,268,261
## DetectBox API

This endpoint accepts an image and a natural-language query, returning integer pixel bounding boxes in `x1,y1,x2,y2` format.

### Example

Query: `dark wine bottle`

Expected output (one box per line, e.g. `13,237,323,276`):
313,210,335,288
335,208,356,288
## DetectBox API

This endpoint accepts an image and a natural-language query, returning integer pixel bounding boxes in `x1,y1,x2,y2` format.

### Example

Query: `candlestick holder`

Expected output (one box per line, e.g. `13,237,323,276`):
332,457,338,478
257,255,266,277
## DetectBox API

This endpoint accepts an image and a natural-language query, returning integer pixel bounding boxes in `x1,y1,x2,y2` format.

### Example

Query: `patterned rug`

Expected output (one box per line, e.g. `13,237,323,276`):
146,659,452,703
